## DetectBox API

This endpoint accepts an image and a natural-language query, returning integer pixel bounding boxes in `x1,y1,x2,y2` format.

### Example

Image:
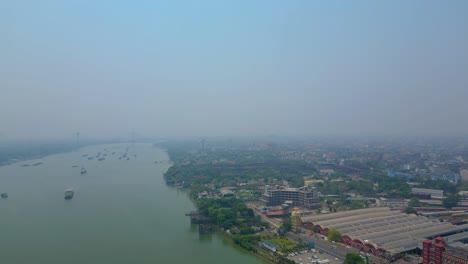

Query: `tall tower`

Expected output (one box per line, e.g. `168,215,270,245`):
200,138,206,151
291,207,302,233
75,132,80,147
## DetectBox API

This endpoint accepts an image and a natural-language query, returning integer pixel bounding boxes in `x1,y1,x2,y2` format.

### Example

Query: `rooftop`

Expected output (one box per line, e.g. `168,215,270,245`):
301,207,468,255
445,245,468,260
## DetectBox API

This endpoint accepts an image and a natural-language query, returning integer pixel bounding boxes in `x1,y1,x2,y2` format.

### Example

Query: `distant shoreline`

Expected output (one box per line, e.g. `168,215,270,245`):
0,140,130,168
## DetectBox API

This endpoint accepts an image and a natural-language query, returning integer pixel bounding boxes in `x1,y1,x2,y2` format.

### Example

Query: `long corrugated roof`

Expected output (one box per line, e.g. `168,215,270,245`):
301,207,468,255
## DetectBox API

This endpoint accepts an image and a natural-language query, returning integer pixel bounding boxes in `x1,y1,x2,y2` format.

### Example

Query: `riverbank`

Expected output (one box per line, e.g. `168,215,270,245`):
1,143,266,264
164,166,296,264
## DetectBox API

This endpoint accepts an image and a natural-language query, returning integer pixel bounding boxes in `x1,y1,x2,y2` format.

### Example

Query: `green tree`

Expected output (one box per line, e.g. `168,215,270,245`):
404,207,417,215
350,201,366,210
327,228,342,242
281,218,292,231
344,253,365,264
443,194,461,209
408,197,422,207
275,255,296,264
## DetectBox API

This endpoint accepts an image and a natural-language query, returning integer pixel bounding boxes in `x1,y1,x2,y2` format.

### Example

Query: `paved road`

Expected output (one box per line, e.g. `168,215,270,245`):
286,232,356,260
286,232,391,264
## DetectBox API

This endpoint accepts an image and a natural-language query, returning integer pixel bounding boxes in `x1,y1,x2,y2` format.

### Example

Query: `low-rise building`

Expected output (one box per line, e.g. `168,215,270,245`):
220,189,235,197
412,188,444,199
259,241,278,252
379,198,409,208
431,172,460,182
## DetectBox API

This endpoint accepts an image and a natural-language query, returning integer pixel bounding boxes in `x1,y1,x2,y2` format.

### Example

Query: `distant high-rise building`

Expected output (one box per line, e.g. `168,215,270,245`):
76,132,80,147
460,169,468,182
200,139,206,151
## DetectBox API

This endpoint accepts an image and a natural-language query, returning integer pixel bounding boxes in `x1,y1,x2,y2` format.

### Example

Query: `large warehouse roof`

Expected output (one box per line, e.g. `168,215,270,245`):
301,207,468,255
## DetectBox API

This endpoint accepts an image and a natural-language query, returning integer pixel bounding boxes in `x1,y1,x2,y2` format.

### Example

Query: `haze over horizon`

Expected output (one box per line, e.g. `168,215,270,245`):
1,1,468,140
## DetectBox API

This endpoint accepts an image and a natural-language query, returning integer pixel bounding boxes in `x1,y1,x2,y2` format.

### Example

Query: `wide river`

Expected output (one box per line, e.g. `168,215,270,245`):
0,143,265,264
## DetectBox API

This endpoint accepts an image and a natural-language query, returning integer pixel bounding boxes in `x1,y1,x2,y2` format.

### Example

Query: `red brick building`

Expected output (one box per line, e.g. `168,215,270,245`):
422,237,468,264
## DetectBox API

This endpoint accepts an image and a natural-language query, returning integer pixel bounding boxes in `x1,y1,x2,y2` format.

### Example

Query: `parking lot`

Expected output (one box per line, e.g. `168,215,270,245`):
287,249,342,264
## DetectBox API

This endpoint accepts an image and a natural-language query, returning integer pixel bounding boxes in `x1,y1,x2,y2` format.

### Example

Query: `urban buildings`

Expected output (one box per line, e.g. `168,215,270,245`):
422,237,468,264
411,188,444,199
379,198,409,208
262,185,320,208
300,207,468,261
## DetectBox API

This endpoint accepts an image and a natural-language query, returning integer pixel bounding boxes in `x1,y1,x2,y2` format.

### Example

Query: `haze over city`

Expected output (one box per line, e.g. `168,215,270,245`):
1,1,468,140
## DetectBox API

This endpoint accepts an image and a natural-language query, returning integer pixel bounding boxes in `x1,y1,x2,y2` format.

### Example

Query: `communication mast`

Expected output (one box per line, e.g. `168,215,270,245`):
75,132,80,148
200,138,206,151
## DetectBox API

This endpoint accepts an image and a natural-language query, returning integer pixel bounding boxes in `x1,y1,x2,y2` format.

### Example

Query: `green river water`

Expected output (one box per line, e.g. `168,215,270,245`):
0,143,265,264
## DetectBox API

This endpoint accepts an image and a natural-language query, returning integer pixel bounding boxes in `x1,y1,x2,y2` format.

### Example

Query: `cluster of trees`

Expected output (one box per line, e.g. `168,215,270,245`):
344,253,365,264
314,171,411,198
165,159,315,187
418,179,458,194
443,194,461,209
404,207,418,214
364,173,411,197
327,228,342,242
162,142,318,188
232,234,260,253
275,256,296,264
197,198,267,233
280,218,292,232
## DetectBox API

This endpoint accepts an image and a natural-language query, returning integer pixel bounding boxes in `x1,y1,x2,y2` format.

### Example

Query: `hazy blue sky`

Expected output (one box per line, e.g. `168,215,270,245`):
1,1,467,140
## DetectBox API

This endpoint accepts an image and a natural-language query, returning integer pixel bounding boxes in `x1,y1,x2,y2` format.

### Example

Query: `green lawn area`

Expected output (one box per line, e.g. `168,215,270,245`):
269,238,299,253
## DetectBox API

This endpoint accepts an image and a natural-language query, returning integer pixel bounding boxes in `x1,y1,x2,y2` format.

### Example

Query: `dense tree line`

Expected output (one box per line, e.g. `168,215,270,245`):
165,159,316,187
196,198,267,232
232,234,260,252
344,253,365,264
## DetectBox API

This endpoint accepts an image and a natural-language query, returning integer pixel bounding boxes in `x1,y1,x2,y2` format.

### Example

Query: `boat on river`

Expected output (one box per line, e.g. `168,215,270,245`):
64,189,74,199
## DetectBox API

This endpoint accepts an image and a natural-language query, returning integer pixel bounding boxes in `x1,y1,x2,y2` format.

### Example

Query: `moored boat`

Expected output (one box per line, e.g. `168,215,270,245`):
64,189,74,199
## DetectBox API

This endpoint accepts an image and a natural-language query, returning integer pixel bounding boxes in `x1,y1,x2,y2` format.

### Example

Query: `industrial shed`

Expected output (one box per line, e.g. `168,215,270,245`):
301,207,468,260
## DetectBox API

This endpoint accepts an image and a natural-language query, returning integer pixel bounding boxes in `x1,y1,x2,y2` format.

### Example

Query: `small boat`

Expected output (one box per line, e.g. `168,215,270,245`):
72,165,79,168
1,193,8,198
80,167,87,174
98,157,105,161
64,189,74,199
